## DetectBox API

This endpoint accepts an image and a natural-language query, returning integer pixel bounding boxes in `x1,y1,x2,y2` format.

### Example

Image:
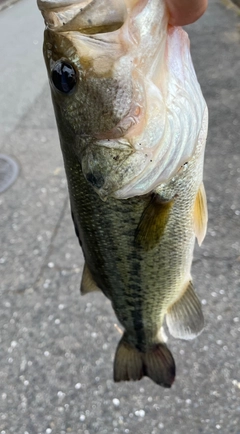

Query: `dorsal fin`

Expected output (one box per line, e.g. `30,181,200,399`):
194,182,208,246
166,280,204,340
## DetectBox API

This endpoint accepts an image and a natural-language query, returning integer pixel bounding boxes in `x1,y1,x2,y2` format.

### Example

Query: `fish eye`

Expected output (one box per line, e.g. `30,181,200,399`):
51,61,77,94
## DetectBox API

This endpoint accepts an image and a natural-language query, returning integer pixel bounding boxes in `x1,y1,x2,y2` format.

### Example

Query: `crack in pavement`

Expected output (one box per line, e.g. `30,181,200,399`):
32,195,69,291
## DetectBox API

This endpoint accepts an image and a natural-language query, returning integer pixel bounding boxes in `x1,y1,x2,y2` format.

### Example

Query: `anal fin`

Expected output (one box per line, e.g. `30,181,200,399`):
80,263,101,295
114,333,175,388
166,281,204,340
194,182,208,246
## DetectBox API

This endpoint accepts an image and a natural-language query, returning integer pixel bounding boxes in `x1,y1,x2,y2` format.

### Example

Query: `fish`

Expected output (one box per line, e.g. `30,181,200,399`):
38,0,208,387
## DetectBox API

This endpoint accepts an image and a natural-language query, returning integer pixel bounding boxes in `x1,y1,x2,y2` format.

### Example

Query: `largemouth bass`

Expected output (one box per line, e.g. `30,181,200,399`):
38,0,208,387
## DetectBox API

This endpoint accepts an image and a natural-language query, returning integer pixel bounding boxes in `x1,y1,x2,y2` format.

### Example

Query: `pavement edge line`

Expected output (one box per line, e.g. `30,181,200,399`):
221,0,240,15
0,0,20,12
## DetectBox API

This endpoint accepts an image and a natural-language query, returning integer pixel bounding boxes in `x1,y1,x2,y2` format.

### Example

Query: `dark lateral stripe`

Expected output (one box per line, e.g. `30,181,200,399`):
128,256,146,351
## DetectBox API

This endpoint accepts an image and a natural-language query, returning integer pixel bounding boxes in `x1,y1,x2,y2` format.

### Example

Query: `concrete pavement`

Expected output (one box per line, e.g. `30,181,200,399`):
0,0,46,134
0,1,240,433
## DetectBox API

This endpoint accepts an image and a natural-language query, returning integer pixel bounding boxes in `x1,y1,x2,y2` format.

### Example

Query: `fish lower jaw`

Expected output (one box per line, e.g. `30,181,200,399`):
38,1,84,29
38,0,127,32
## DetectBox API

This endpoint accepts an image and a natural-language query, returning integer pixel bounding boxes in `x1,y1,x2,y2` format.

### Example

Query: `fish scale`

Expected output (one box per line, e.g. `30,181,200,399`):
63,127,203,350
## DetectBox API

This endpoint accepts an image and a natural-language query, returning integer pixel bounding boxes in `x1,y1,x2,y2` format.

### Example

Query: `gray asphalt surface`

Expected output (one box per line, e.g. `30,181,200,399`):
0,1,240,433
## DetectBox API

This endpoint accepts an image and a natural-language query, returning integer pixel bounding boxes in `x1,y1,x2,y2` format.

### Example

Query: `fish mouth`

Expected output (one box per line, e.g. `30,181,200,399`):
37,0,127,33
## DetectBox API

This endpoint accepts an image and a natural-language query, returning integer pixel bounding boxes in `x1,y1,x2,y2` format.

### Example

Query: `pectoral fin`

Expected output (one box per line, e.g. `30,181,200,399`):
80,263,101,295
194,182,208,246
166,281,204,340
135,194,174,251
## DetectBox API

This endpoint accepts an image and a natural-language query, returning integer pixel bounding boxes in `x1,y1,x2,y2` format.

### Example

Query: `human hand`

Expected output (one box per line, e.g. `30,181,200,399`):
166,0,208,26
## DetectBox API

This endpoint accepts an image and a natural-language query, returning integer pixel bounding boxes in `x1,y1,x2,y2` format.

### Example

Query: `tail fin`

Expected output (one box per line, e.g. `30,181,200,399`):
113,334,175,388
